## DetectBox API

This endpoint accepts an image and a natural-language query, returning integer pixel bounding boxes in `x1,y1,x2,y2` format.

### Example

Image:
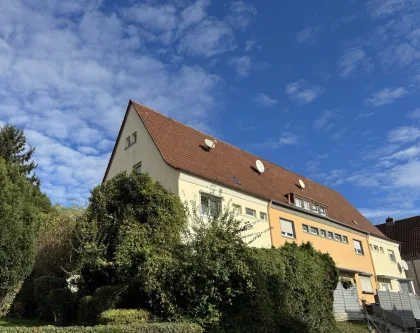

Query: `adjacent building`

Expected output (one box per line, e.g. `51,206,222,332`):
377,217,420,294
104,100,407,304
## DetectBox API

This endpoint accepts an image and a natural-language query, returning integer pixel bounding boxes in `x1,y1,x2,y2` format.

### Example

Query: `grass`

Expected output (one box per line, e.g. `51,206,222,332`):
0,318,51,327
336,320,370,332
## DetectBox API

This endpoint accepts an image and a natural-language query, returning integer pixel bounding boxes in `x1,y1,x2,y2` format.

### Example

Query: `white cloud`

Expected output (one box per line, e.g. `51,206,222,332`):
258,133,299,149
367,0,418,18
337,47,374,78
359,207,420,220
364,87,408,107
296,26,321,45
0,0,249,204
244,39,256,52
385,143,420,160
285,80,324,105
178,19,236,56
407,108,420,119
226,1,257,31
313,110,337,130
120,4,177,32
255,93,278,107
229,56,252,77
388,126,420,143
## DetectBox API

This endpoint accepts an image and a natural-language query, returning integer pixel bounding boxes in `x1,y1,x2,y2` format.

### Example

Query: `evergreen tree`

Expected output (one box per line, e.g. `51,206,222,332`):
0,124,39,185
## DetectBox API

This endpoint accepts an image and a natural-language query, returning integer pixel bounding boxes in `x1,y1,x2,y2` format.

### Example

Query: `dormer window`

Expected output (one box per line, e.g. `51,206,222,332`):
293,194,328,216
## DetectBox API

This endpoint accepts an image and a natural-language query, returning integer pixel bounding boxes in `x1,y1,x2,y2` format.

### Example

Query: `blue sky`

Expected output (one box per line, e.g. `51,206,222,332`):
0,0,419,224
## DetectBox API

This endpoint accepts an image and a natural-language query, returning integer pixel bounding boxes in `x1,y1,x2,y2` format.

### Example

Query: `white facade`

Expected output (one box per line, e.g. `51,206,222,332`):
104,105,272,248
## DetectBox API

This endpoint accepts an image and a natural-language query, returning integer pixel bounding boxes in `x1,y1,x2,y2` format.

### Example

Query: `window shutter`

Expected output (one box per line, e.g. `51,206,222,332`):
360,276,372,292
280,219,294,236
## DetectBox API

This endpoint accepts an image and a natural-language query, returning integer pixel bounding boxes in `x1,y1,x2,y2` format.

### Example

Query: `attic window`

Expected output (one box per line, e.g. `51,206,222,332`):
293,194,328,216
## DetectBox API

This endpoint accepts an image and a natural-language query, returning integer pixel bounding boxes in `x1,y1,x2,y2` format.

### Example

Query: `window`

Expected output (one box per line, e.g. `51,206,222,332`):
399,280,413,294
280,218,295,238
132,132,137,144
312,204,319,213
320,229,326,237
201,194,221,216
388,250,396,262
245,208,256,217
380,247,384,253
310,227,319,235
360,275,373,292
295,198,302,207
232,204,242,215
125,136,131,148
133,162,142,174
373,245,379,251
342,236,348,243
303,201,310,210
260,212,267,220
334,234,342,242
353,240,364,255
320,207,326,216
327,231,333,239
303,224,309,233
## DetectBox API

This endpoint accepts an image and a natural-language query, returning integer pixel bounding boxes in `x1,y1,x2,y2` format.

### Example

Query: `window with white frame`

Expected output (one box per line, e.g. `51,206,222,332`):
399,280,414,294
295,198,302,207
260,212,267,220
303,201,310,210
302,224,309,233
280,218,295,238
388,249,396,262
320,207,326,216
342,236,348,243
335,234,342,242
380,247,384,253
201,194,221,216
310,226,319,235
312,204,319,213
360,275,373,292
353,240,364,255
245,208,256,217
232,204,242,215
320,229,326,237
327,231,333,239
133,162,142,174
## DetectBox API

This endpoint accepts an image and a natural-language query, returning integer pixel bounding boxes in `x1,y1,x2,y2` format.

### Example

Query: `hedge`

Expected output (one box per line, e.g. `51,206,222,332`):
33,276,67,320
0,323,203,333
99,309,150,325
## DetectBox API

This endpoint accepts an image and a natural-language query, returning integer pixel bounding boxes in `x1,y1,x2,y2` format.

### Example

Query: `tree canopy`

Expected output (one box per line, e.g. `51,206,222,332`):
0,157,50,314
0,125,39,185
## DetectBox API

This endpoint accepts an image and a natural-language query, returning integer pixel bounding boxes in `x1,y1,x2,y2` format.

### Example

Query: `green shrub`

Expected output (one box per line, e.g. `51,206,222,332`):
78,296,96,326
99,309,150,325
93,286,125,315
33,276,67,320
0,323,203,332
47,288,77,326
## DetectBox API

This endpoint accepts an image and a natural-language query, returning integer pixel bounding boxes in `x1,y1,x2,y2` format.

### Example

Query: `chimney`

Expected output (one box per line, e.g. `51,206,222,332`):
386,217,395,226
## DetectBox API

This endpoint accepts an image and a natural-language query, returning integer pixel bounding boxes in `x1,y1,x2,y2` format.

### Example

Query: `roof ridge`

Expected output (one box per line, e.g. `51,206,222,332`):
131,99,341,196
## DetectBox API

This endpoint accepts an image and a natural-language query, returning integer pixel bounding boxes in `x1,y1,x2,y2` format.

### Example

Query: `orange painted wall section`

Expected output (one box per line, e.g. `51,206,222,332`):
269,207,376,303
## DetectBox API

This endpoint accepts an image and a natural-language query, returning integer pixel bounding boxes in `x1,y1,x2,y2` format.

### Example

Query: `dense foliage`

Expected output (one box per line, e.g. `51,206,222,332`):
0,125,39,185
33,276,67,320
0,158,50,316
0,323,204,333
99,309,150,325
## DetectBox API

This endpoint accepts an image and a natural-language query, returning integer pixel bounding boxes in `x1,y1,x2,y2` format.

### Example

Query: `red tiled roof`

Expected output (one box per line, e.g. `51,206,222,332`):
377,217,420,260
105,100,388,239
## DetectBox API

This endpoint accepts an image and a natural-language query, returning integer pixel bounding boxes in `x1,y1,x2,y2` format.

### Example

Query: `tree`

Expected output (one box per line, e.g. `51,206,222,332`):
73,171,188,310
0,124,39,184
0,158,50,315
34,204,85,278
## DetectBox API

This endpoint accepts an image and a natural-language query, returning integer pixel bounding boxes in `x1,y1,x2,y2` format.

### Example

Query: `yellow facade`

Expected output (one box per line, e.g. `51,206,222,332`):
368,235,406,292
269,202,376,303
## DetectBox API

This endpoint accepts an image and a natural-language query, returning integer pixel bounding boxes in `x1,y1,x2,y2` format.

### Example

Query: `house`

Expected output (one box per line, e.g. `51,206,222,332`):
377,217,420,294
103,100,405,304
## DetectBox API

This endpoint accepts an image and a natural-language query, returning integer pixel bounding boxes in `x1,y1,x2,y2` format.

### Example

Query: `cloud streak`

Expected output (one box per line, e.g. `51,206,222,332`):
285,80,324,105
364,87,408,107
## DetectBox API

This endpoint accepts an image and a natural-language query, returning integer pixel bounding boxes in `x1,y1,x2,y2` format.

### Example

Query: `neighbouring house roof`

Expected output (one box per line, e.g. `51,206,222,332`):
377,217,420,261
104,100,388,240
